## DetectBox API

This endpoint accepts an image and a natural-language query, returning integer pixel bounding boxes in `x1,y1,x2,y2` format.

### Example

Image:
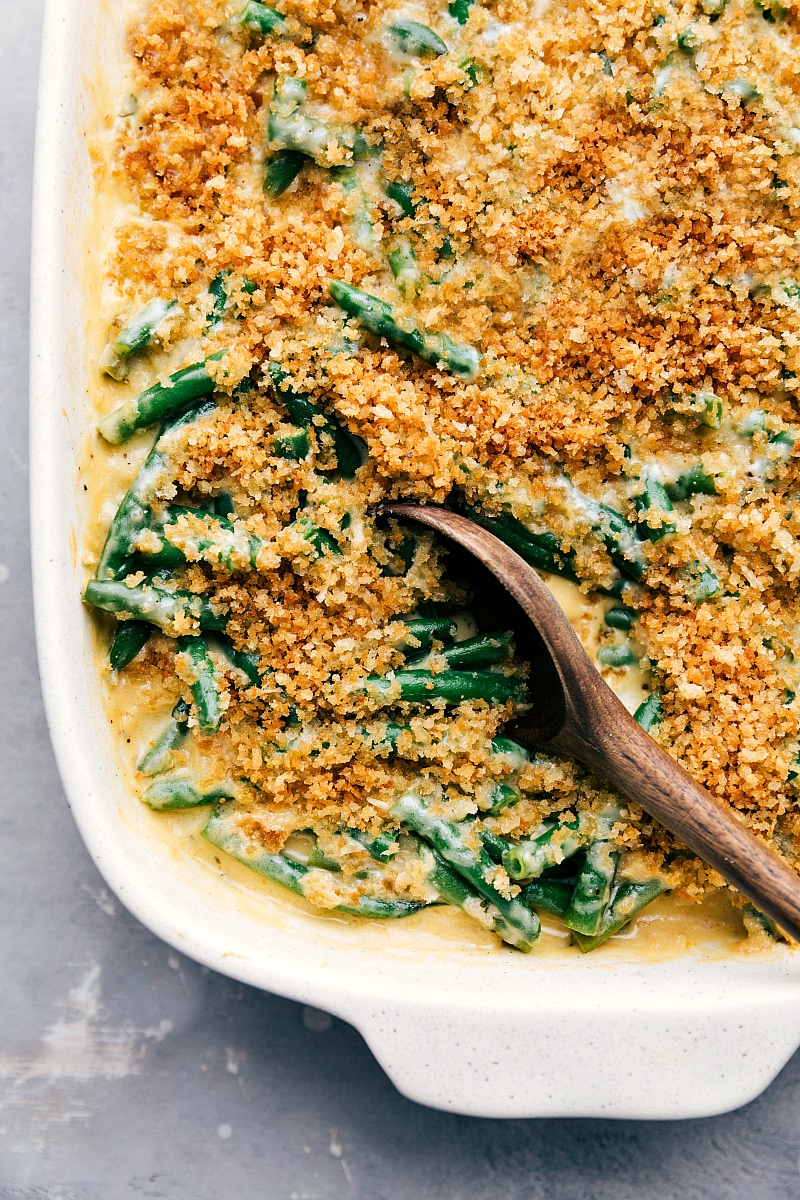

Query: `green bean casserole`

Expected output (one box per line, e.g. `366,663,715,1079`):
84,0,800,952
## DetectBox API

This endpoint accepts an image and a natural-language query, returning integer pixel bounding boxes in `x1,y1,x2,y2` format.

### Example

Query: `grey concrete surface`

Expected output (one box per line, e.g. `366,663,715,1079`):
4,2,800,1196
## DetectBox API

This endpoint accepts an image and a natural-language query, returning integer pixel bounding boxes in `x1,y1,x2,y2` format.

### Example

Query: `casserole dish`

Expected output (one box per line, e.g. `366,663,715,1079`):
30,0,800,1118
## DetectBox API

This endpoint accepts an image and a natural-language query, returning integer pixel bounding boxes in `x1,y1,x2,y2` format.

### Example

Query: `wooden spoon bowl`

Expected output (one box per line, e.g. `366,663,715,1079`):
382,502,800,943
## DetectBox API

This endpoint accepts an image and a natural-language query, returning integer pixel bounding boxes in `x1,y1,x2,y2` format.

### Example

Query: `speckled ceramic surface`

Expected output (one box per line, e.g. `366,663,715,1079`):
29,0,800,1120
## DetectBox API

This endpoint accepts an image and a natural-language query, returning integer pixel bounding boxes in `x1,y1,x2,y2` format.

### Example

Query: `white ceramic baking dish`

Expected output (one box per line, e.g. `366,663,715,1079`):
30,0,800,1119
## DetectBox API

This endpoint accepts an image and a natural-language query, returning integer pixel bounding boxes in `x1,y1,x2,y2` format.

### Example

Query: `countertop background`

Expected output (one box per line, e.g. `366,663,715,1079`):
4,1,800,1196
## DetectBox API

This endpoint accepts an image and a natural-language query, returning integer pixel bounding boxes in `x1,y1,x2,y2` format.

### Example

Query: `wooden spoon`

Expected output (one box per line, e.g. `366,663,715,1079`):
383,502,800,942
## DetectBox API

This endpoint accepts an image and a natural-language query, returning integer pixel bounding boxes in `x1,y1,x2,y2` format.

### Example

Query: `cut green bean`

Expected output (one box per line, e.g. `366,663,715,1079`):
137,699,191,777
503,818,591,881
392,791,540,950
365,669,525,706
479,828,510,864
109,619,150,671
263,149,308,199
95,401,217,580
519,878,574,918
635,474,675,542
217,637,262,686
488,782,520,815
239,0,288,36
666,465,718,501
388,19,448,57
350,829,400,862
634,692,663,732
144,777,237,810
268,362,363,476
427,849,540,949
384,179,417,217
202,807,426,918
393,615,458,652
100,298,178,381
597,643,638,668
268,77,366,165
387,240,420,299
85,579,227,633
405,631,512,670
448,0,473,24
98,351,225,445
604,605,635,631
288,516,341,558
140,506,263,572
685,560,720,604
177,636,223,733
206,270,231,329
462,506,581,584
273,426,310,459
562,842,618,936
329,281,480,380
571,878,668,951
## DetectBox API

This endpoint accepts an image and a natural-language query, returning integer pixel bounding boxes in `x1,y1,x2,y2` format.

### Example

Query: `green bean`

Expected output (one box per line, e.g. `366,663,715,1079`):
741,901,785,940
141,506,263,572
462,505,580,582
384,179,417,217
263,149,308,199
562,842,618,936
239,0,288,36
268,362,363,476
604,605,635,631
388,19,448,57
100,298,178,381
405,631,512,670
206,270,231,329
448,0,473,24
571,879,668,951
589,499,646,581
289,516,341,558
202,807,426,918
392,792,540,950
666,465,718,501
216,637,262,686
487,782,520,815
273,426,310,459
329,281,480,380
464,502,634,597
84,579,227,633
365,668,525,706
597,644,638,668
144,777,237,810
109,620,150,671
489,736,531,768
519,877,574,918
393,614,457,652
387,241,420,299
98,351,225,445
503,818,590,881
635,474,675,542
427,849,539,950
634,693,662,732
268,77,367,165
685,560,720,605
177,636,223,733
95,401,217,580
479,828,510,863
350,829,399,862
137,699,191,777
